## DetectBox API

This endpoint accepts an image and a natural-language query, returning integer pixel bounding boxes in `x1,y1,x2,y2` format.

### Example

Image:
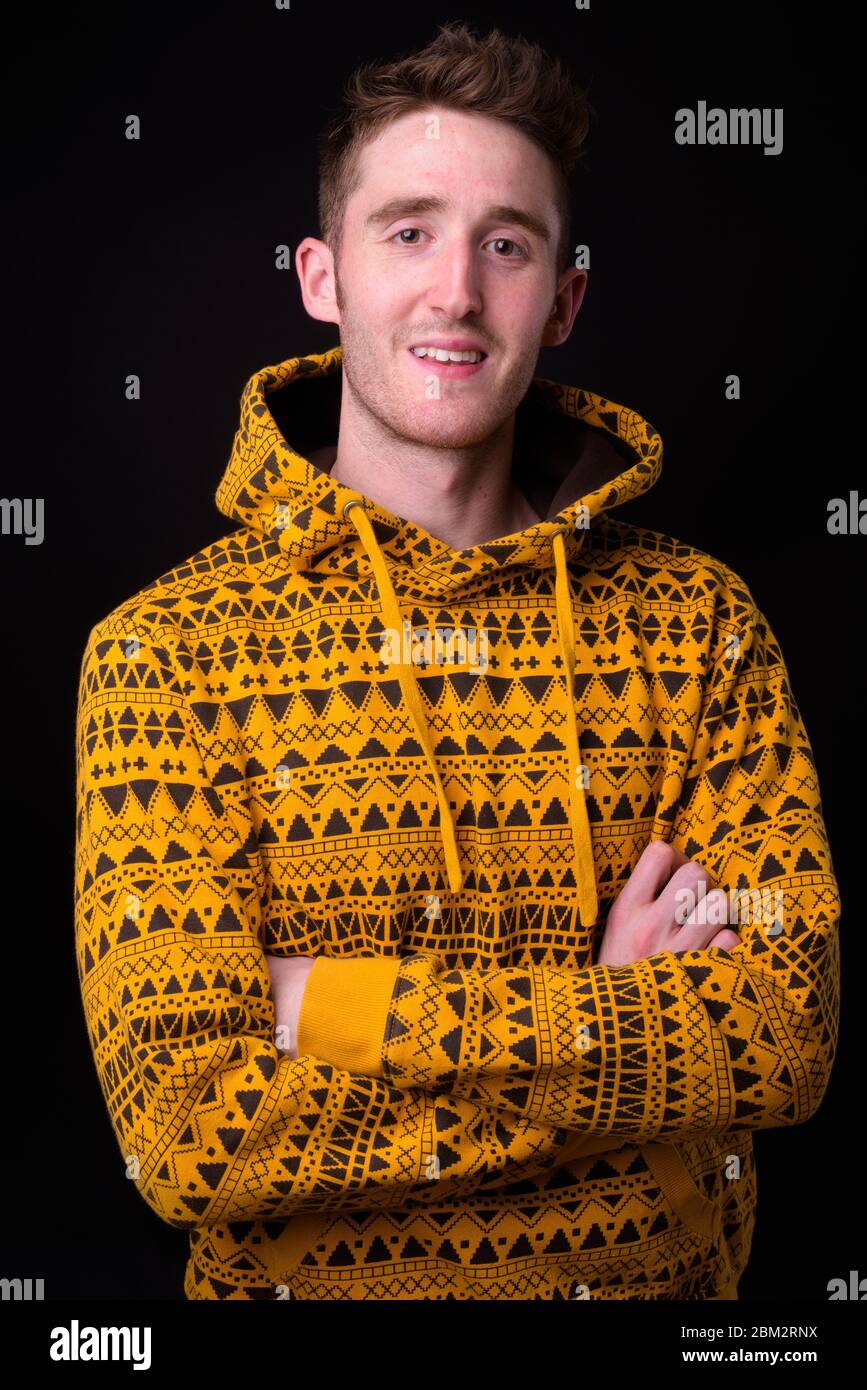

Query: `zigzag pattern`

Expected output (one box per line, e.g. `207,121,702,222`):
74,349,839,1298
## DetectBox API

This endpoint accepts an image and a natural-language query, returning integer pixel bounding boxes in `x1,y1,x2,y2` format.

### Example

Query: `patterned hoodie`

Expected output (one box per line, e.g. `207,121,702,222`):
74,345,840,1300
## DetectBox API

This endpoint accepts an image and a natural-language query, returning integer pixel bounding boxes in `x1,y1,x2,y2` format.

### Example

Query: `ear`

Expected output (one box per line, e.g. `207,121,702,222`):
295,237,341,327
540,267,588,348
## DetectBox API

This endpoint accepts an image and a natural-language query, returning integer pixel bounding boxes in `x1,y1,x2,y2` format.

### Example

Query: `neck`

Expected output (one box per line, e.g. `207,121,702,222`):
322,384,542,550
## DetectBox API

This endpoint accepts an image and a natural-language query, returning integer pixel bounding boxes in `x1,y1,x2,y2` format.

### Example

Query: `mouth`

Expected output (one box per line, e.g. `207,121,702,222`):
407,345,488,379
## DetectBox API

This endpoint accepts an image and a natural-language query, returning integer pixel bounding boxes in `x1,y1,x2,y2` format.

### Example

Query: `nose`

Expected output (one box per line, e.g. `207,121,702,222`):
425,239,483,320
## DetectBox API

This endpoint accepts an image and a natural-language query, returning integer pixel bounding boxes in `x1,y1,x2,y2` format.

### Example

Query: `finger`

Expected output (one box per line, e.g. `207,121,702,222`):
671,888,731,949
613,839,692,915
656,860,715,929
709,929,741,951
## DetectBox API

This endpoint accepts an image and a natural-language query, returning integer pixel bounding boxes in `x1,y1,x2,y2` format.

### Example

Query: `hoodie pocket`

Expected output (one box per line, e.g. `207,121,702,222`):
639,1140,722,1248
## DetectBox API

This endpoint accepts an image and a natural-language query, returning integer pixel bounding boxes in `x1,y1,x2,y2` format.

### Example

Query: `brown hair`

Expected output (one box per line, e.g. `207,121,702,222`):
317,21,593,277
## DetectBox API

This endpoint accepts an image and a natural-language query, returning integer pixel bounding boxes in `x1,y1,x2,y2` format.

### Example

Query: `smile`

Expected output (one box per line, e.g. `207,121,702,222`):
407,347,488,378
410,346,487,363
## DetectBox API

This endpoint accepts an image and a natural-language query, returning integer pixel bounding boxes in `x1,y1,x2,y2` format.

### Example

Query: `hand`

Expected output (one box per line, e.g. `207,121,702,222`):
265,954,317,1060
598,839,740,968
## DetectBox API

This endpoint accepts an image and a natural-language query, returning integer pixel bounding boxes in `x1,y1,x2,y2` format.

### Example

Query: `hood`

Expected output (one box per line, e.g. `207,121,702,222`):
216,346,664,929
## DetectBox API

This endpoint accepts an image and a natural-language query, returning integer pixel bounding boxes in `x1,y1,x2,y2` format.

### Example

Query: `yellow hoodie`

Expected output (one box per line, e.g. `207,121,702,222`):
74,346,840,1300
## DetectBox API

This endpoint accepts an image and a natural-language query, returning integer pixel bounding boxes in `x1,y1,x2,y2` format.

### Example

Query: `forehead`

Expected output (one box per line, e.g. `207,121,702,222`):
350,107,558,206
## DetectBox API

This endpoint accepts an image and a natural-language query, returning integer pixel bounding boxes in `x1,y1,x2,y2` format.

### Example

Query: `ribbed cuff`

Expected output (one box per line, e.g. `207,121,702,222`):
296,955,403,1076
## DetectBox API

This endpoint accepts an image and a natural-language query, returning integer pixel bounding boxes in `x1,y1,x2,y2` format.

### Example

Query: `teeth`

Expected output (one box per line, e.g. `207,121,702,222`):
411,347,485,363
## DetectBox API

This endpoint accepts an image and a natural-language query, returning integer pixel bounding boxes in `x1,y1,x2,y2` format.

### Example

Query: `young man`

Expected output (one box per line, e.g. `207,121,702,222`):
74,23,840,1300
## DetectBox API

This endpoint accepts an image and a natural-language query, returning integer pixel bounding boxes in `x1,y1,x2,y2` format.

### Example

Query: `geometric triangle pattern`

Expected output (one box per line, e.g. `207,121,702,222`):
74,349,840,1298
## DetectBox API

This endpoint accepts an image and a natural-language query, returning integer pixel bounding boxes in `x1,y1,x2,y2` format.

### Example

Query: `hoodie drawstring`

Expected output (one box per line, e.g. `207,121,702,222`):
342,498,599,928
550,524,599,929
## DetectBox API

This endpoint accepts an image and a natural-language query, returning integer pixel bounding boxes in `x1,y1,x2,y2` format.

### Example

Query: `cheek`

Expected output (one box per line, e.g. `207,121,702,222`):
347,280,410,340
481,276,550,329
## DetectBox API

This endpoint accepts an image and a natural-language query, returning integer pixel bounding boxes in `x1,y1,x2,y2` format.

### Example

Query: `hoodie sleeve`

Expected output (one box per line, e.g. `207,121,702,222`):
75,622,616,1232
299,588,841,1144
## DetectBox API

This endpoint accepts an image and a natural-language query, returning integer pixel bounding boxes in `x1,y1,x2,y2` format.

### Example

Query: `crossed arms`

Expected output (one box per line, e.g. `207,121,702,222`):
74,586,840,1229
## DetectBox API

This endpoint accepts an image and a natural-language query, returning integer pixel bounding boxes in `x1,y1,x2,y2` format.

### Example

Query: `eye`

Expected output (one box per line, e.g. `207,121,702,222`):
392,228,424,245
486,237,527,259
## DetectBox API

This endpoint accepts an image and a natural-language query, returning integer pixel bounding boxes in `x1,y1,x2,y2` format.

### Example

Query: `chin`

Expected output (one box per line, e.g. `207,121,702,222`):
398,415,500,450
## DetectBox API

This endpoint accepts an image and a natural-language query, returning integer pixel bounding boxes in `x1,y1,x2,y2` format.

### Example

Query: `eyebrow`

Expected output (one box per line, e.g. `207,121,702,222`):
364,195,551,243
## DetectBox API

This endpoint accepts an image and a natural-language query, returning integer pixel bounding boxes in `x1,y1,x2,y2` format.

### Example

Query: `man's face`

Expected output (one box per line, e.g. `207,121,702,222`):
331,106,572,449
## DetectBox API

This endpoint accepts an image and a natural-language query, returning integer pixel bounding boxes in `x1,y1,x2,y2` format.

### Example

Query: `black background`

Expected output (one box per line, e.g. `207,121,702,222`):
1,1,859,1300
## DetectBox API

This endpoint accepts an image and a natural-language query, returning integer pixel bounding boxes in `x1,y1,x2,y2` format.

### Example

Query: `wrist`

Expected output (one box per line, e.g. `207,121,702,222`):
273,958,316,1059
